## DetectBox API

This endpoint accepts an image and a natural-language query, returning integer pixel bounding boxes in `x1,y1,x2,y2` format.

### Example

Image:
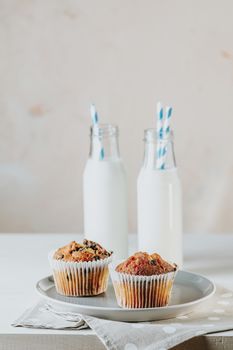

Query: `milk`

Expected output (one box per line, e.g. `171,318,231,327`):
137,168,182,266
137,129,183,266
83,124,128,260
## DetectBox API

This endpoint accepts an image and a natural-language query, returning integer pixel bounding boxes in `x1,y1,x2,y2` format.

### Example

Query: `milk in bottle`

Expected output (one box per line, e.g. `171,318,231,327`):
83,124,128,260
137,129,183,266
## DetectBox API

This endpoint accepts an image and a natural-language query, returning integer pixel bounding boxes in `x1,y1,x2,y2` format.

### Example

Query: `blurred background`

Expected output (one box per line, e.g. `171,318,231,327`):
1,0,233,234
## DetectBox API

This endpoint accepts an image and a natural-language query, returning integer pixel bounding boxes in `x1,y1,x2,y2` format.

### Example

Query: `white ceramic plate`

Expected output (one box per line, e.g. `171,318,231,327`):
36,270,215,322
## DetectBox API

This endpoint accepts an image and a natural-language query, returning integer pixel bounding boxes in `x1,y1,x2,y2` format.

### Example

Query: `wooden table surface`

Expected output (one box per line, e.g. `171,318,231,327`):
1,233,233,350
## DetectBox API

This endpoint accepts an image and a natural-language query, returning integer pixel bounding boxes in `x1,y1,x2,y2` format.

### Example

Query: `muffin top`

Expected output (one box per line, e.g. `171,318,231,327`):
53,239,112,262
116,252,176,276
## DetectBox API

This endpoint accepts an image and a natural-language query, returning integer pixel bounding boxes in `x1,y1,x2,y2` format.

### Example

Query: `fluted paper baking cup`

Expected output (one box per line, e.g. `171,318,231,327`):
110,262,177,308
48,251,112,296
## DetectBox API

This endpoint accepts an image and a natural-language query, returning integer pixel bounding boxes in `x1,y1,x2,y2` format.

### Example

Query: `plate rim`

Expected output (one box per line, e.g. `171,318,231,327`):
36,270,216,312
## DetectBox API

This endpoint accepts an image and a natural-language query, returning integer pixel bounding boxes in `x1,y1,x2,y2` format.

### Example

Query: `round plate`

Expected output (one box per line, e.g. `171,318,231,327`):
36,270,215,322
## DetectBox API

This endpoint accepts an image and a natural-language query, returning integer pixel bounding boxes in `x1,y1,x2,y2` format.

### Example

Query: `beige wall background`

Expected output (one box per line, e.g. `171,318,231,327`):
1,0,233,233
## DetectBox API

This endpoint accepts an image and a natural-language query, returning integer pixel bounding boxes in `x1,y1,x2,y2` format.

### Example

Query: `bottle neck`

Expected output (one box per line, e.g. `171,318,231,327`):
89,124,120,161
142,129,176,170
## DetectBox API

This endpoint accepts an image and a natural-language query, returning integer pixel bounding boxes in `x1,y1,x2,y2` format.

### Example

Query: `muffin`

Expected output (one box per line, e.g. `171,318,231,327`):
110,252,177,308
49,239,113,296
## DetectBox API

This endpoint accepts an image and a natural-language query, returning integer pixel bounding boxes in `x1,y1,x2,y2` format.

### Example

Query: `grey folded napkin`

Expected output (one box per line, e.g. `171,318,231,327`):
12,285,233,350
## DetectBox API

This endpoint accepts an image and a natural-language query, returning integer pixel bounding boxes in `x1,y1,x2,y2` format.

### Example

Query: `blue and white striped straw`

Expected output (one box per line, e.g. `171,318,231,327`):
156,102,164,138
163,106,172,136
90,104,104,160
156,102,165,169
160,106,173,169
90,103,98,125
156,103,173,169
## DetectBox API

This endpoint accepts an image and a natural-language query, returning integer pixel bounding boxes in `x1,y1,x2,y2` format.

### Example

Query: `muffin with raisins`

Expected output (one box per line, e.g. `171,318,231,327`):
49,239,113,296
110,252,177,308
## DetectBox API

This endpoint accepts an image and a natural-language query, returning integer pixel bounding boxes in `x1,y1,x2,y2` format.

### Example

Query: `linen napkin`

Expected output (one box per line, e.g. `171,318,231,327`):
12,285,233,350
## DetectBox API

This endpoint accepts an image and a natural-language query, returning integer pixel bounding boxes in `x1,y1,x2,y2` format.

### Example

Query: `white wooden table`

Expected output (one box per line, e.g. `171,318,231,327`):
1,233,233,350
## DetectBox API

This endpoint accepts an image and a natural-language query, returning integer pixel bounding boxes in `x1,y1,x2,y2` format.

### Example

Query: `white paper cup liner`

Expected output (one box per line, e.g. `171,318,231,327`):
48,251,113,296
110,262,177,308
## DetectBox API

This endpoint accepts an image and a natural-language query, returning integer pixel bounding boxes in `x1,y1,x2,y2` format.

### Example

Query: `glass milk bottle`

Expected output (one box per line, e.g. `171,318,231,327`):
137,129,183,266
83,124,128,260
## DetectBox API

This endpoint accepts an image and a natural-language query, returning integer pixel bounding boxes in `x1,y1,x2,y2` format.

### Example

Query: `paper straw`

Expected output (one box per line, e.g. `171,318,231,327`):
156,102,164,138
163,106,172,136
156,102,164,169
90,103,98,124
90,104,104,160
159,106,173,169
156,104,173,170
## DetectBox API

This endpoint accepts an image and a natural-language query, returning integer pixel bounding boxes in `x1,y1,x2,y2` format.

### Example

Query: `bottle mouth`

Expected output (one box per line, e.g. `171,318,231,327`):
144,128,174,142
91,123,119,138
